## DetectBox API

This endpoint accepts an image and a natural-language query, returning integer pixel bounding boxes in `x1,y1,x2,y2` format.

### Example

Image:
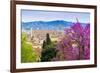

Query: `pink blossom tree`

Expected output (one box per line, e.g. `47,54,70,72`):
55,19,90,60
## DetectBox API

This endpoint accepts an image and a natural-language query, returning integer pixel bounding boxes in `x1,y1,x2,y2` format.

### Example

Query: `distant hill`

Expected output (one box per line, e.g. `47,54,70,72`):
22,20,87,30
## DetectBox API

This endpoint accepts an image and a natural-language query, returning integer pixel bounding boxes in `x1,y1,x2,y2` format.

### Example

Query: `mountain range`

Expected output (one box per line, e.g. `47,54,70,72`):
22,20,87,30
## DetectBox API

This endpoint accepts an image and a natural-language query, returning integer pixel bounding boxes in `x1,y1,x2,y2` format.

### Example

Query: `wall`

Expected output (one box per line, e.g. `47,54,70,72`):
0,0,100,73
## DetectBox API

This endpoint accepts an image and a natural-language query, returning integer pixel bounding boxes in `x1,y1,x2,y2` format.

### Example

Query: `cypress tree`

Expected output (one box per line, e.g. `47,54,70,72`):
46,33,51,45
42,40,46,49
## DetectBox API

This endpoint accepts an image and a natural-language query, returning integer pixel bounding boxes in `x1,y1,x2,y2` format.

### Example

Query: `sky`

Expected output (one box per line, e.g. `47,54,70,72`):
21,9,90,23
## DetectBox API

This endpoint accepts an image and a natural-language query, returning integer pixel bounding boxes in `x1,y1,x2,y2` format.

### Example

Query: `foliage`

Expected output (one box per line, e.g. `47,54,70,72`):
42,40,46,49
56,20,90,60
41,33,58,62
41,48,58,61
46,33,51,45
21,33,39,63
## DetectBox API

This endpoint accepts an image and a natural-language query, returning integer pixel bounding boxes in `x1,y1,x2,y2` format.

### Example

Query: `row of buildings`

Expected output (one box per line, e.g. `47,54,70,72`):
23,29,64,49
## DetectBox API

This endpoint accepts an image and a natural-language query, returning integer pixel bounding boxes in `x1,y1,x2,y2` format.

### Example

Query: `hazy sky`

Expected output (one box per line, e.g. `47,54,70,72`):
21,9,90,23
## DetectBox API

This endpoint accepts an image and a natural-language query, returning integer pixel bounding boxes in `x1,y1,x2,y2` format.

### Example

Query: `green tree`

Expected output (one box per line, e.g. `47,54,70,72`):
41,48,57,61
42,40,46,49
46,33,51,45
41,33,58,62
21,33,39,63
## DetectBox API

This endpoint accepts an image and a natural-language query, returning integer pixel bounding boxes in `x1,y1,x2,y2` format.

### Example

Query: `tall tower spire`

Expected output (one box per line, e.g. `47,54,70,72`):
31,27,32,38
76,18,79,23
